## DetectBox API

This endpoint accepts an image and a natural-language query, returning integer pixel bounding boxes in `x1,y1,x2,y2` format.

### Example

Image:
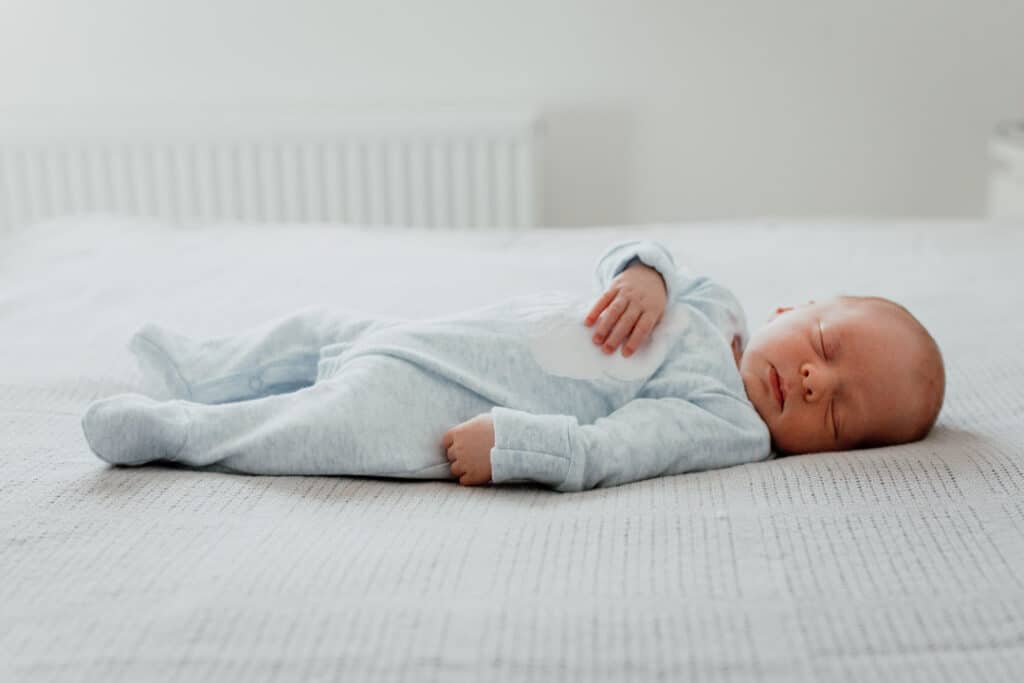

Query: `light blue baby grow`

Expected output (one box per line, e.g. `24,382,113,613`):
81,240,772,492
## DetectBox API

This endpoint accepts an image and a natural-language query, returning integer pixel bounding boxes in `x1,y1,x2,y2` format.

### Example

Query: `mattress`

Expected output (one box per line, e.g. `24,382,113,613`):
2,216,1023,682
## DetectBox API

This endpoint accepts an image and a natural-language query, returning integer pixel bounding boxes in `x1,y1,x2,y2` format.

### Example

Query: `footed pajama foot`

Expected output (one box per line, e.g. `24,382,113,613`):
81,394,189,466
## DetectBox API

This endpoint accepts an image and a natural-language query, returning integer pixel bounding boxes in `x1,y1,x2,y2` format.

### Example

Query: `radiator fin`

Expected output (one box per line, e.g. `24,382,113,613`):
0,116,542,231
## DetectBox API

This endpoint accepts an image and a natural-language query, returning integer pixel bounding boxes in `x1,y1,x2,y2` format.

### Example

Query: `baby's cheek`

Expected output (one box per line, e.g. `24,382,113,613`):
774,417,832,455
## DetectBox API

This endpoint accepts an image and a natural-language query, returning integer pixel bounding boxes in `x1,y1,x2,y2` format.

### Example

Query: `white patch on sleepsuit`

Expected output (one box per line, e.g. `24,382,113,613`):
525,292,691,382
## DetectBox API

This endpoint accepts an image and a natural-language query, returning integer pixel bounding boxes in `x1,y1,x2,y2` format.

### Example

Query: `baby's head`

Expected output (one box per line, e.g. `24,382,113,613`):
738,296,944,455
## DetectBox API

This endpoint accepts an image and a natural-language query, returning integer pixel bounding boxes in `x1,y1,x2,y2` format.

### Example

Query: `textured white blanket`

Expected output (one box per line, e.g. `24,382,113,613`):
2,217,1023,682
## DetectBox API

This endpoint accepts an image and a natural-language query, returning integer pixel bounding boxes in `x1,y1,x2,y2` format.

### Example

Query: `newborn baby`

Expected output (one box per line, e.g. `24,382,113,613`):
81,239,945,492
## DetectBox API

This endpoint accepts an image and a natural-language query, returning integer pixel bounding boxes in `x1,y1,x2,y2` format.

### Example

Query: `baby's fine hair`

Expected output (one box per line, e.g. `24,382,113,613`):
838,295,945,443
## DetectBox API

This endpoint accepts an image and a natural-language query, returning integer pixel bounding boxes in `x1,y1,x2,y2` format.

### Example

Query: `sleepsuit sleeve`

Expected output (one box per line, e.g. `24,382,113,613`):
488,378,771,493
593,238,683,303
594,238,751,353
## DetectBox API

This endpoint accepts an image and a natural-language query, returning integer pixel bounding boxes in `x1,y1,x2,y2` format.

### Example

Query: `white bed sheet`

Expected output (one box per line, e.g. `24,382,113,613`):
2,216,1023,682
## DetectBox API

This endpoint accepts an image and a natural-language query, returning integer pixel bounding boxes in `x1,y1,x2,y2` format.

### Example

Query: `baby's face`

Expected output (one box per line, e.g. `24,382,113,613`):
739,298,929,455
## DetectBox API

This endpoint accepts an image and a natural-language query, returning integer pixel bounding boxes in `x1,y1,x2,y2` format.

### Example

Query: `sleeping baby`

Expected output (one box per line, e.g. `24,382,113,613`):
81,239,946,492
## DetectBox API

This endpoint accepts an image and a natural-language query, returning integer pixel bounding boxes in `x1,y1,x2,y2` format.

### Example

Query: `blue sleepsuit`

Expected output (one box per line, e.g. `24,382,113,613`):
81,239,773,492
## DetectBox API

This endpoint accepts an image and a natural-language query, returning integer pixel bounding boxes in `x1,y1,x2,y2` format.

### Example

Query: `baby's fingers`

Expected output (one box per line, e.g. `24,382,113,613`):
589,294,633,348
602,303,642,355
584,289,616,327
449,457,465,477
622,310,658,357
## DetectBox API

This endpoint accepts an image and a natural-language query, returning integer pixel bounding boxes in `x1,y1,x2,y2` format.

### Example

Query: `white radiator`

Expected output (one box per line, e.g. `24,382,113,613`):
0,111,543,231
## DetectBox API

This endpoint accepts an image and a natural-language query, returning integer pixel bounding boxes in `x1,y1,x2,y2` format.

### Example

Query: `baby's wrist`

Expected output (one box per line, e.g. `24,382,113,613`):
628,261,667,295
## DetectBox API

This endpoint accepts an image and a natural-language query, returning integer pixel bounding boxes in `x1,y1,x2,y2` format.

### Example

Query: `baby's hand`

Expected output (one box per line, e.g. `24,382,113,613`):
441,413,494,486
584,261,668,357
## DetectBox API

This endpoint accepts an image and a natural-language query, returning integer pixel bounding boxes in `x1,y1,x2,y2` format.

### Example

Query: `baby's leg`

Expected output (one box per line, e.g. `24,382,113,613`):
130,305,404,404
83,355,495,478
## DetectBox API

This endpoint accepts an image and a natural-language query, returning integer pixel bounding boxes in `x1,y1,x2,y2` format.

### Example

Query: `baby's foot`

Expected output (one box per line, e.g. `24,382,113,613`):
128,324,195,400
81,394,189,466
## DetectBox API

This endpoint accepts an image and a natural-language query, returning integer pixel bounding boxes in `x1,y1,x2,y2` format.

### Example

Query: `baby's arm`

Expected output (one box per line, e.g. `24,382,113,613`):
592,239,681,302
593,239,751,357
442,335,757,490
585,260,668,358
586,239,681,357
486,390,770,492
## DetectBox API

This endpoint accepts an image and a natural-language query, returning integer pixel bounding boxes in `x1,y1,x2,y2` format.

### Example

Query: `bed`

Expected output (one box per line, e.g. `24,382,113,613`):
2,216,1023,682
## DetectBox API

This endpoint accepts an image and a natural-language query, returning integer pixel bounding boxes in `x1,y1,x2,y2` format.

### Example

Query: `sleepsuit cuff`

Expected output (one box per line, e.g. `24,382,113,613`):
489,406,577,489
593,239,680,303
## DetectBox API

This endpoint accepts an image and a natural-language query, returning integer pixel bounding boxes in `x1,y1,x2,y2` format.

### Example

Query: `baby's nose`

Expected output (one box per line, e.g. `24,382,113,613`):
800,363,830,401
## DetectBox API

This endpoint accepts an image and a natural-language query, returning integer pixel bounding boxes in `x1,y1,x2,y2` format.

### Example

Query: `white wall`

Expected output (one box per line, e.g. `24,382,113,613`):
1,0,1022,226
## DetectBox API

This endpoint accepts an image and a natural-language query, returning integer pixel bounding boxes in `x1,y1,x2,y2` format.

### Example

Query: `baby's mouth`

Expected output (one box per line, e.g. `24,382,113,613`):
769,364,785,411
